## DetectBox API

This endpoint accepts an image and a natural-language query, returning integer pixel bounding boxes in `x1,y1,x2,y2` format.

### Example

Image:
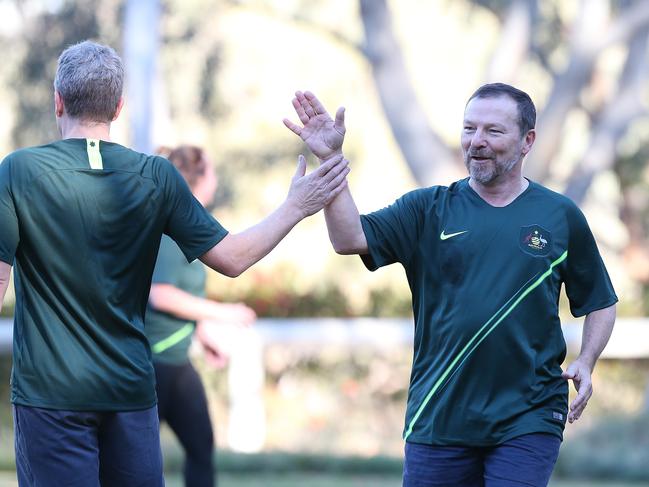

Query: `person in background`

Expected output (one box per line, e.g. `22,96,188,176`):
146,145,256,486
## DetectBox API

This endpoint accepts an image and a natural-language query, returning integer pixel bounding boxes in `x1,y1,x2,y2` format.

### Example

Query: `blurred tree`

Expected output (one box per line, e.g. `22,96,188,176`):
358,0,649,198
11,0,104,147
360,0,649,312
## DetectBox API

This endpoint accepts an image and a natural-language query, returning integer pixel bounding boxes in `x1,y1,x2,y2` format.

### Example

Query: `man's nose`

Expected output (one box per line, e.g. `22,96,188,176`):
470,130,487,148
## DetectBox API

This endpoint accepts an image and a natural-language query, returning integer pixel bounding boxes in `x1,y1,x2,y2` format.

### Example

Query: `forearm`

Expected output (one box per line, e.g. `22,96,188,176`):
149,284,224,321
200,200,304,277
317,153,367,255
0,261,11,314
577,303,616,369
324,185,367,254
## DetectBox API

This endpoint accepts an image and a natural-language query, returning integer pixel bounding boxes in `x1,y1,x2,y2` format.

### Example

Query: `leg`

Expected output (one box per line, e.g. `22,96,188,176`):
165,362,215,487
483,433,561,487
403,441,484,487
154,361,181,424
13,405,101,487
98,406,164,487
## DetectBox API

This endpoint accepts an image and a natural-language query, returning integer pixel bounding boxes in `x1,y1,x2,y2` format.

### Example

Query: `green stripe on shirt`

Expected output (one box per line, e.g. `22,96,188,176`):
151,323,194,354
404,250,569,440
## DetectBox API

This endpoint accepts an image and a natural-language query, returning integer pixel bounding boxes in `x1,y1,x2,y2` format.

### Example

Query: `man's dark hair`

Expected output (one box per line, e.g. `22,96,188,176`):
467,83,536,135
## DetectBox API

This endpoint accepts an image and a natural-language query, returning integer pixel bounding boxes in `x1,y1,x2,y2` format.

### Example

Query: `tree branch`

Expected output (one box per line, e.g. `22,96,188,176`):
486,0,536,82
563,23,649,203
359,0,458,186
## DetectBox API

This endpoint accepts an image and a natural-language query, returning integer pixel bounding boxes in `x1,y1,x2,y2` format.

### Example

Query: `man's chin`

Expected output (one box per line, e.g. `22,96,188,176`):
469,166,497,185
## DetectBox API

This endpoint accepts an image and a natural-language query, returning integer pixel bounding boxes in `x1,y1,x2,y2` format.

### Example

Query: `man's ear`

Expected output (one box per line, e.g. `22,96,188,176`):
54,91,65,118
522,129,536,156
112,97,125,121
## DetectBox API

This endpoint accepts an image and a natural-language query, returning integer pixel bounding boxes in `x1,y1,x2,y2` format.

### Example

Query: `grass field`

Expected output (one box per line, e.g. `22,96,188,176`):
0,471,644,487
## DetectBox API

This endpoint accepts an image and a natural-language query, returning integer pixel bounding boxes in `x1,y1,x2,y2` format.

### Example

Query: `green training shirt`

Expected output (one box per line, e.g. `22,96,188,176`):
0,138,228,411
360,178,617,446
145,235,205,365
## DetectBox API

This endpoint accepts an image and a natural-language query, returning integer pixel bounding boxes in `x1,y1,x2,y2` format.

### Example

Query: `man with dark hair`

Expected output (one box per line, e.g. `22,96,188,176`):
284,84,617,486
0,40,349,486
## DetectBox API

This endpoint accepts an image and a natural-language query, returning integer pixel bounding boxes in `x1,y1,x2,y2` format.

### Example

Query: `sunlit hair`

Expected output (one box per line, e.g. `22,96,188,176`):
167,145,207,189
467,83,536,136
54,40,124,123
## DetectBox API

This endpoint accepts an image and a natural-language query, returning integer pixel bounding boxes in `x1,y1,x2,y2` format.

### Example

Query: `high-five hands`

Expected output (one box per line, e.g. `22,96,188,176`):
283,91,346,160
287,153,349,218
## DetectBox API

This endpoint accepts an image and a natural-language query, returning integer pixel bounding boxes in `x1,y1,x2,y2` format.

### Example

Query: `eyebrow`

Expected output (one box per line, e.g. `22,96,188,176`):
463,120,508,129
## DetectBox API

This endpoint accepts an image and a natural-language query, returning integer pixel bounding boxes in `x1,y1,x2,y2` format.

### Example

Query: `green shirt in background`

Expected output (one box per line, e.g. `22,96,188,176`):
0,138,228,411
145,235,206,365
360,178,617,446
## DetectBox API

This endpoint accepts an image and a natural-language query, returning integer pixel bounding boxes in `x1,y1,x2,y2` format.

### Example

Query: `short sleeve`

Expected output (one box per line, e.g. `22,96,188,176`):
151,235,186,286
359,189,428,271
160,158,228,262
0,158,19,264
562,204,618,317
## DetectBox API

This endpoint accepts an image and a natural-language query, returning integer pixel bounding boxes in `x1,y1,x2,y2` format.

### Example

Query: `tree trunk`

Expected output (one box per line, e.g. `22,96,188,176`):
359,0,459,186
124,0,161,153
563,20,649,203
485,0,536,83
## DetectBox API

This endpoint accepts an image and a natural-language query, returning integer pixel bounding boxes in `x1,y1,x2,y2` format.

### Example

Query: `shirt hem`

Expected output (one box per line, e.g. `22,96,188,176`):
404,424,564,447
11,397,157,412
183,231,228,263
571,295,618,318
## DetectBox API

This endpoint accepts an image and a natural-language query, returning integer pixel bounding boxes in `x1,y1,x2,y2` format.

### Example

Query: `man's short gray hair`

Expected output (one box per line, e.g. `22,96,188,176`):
54,40,124,123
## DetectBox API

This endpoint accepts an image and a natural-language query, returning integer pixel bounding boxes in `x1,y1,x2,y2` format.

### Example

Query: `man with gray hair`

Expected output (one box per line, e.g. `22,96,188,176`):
0,40,348,486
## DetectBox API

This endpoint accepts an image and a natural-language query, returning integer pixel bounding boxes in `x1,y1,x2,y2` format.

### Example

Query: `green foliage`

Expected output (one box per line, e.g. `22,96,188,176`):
211,267,413,318
216,278,354,317
367,286,413,318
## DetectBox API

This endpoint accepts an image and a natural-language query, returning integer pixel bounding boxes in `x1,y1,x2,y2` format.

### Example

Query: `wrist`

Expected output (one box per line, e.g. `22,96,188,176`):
281,197,308,223
319,150,344,165
574,354,596,371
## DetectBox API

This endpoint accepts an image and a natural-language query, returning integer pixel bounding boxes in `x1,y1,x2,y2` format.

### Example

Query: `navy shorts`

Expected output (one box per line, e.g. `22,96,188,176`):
13,404,164,487
403,433,562,487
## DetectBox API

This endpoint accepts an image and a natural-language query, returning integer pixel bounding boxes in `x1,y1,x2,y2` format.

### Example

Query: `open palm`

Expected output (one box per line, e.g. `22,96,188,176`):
283,90,346,160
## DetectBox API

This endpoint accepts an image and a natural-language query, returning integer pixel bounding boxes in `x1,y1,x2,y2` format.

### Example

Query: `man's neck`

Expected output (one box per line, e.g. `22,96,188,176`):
59,118,112,141
469,174,529,207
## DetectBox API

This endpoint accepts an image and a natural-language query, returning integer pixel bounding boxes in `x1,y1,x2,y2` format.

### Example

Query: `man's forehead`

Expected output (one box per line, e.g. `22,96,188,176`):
463,95,518,122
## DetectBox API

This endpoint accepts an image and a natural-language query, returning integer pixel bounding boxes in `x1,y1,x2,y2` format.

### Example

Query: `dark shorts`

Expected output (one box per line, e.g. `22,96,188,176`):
13,404,164,487
403,433,562,487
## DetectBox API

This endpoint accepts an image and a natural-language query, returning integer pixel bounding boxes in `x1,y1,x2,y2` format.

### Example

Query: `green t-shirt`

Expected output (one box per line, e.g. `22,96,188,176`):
0,138,228,411
360,178,617,446
145,235,205,365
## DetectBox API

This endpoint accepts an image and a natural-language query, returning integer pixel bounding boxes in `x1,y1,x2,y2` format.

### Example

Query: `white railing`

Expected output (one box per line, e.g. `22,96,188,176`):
1,317,648,358
0,316,646,452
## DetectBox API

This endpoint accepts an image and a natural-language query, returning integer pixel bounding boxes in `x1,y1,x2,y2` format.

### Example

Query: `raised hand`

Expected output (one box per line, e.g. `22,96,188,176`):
287,153,349,217
283,91,346,160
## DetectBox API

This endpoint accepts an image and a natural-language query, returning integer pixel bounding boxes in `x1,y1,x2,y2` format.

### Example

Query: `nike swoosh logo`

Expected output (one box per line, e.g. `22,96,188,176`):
440,230,468,240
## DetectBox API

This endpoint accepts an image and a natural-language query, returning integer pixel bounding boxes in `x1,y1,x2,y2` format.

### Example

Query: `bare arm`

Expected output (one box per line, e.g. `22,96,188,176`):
322,166,367,255
562,303,616,423
200,154,349,277
0,261,10,313
283,91,368,255
149,283,255,324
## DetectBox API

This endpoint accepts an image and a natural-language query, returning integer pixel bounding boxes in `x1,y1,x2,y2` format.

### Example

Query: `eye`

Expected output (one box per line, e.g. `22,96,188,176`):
489,128,503,134
463,126,475,133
